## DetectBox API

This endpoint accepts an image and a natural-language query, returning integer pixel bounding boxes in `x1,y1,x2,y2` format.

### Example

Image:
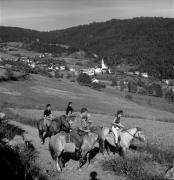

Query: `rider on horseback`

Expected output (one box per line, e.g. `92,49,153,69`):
43,104,53,130
111,110,124,146
80,107,92,132
66,102,74,116
69,107,92,158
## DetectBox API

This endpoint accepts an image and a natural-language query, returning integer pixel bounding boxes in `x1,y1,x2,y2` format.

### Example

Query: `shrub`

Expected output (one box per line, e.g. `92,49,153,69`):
55,71,63,79
111,79,118,86
66,73,72,79
165,89,174,102
148,83,163,97
75,62,83,66
77,73,92,86
5,69,18,81
102,156,165,180
70,79,76,82
125,94,133,100
91,82,106,91
128,79,138,93
137,87,147,95
120,80,125,91
0,124,48,180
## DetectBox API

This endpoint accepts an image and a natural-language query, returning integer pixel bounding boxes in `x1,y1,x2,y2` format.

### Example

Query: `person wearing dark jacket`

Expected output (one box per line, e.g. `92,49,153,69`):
66,102,74,115
43,104,53,128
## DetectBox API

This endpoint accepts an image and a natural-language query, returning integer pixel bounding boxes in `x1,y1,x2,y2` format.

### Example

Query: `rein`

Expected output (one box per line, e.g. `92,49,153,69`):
122,128,140,140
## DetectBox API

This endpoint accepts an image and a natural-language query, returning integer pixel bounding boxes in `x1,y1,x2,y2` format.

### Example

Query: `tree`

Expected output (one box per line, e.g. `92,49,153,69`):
77,73,92,86
120,80,124,91
165,89,174,102
128,79,138,93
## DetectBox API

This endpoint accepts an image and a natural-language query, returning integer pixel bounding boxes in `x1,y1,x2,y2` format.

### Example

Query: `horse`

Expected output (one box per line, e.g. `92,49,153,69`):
101,127,146,157
37,115,76,144
49,126,104,172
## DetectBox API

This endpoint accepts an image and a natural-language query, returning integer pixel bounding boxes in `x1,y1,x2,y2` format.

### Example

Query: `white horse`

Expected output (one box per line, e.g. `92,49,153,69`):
49,127,103,172
101,127,146,156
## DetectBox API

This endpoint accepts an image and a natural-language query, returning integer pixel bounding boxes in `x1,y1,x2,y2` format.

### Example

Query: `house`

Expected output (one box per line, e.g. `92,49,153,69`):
93,53,98,58
55,66,59,70
60,66,65,71
92,78,100,83
101,58,108,70
29,63,35,68
126,71,134,75
82,68,95,76
162,79,170,85
141,72,148,78
94,68,102,74
134,71,140,76
70,68,76,72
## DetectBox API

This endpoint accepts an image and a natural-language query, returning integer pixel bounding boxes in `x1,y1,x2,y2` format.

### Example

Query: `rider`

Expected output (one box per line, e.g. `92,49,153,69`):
80,107,92,132
66,102,74,116
43,104,53,130
111,110,124,146
69,107,91,158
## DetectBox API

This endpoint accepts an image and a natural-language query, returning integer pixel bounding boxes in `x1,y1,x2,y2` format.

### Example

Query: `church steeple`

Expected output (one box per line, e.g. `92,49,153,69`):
101,58,108,69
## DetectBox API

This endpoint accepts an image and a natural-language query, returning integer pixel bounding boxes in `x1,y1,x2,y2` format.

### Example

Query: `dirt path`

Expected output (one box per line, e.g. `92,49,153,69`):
9,120,124,180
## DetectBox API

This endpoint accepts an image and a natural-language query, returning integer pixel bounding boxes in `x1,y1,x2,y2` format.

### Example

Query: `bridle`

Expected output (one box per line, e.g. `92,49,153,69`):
122,128,142,140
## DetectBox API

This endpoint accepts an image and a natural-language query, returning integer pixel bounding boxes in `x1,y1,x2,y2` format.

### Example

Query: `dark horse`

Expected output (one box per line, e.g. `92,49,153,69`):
37,115,75,144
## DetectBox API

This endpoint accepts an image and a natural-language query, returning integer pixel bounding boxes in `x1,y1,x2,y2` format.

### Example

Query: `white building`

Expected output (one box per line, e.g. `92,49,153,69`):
29,63,36,68
60,66,65,71
141,72,148,78
101,58,108,70
135,71,140,76
94,68,102,74
92,78,100,83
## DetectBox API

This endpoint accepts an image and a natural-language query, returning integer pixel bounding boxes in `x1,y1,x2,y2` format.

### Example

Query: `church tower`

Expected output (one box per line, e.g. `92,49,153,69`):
101,59,108,69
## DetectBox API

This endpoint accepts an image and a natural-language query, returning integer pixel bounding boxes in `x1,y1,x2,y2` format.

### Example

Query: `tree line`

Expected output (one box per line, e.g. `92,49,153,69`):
0,17,174,79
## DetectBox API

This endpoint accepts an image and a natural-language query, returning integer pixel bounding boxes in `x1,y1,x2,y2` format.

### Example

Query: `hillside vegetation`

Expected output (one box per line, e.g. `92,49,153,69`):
0,17,174,78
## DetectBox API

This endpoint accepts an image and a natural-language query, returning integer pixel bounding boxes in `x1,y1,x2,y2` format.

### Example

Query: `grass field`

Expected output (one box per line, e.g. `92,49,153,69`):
0,74,174,120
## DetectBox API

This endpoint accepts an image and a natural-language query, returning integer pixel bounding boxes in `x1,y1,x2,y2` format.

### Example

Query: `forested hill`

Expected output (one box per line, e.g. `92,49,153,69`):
0,17,174,78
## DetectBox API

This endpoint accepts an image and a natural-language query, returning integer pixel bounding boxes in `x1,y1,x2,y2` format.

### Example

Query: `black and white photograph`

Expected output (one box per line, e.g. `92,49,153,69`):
0,0,174,179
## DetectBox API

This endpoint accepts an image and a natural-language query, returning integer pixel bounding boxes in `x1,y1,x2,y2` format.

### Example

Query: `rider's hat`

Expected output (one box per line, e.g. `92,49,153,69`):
117,110,123,115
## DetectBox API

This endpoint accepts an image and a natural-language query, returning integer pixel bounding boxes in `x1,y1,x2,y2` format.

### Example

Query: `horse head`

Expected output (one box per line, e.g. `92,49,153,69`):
134,127,146,142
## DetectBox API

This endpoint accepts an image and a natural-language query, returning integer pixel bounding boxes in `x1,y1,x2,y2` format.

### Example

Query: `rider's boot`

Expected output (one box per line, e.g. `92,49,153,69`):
75,147,82,158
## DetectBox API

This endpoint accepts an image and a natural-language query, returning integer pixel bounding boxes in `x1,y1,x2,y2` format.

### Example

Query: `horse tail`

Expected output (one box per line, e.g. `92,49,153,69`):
49,134,63,161
49,136,57,161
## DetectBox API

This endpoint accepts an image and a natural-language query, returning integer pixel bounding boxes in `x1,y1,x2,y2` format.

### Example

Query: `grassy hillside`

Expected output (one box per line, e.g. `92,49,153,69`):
0,74,174,121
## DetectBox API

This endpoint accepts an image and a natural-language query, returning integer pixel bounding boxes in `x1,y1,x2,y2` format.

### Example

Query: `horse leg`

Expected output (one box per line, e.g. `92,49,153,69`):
105,141,111,156
42,132,46,144
38,130,43,139
56,156,63,172
78,152,87,170
99,139,105,155
56,158,61,172
86,152,91,168
119,147,126,158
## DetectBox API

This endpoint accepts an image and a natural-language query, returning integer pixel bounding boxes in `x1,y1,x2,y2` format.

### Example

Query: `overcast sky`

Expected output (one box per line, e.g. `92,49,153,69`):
0,0,173,31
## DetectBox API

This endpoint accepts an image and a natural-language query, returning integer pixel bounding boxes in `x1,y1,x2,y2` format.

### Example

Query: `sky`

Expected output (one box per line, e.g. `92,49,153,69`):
0,0,173,31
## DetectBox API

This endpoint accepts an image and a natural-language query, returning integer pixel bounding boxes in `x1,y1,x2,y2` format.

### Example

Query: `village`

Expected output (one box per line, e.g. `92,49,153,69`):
0,42,174,98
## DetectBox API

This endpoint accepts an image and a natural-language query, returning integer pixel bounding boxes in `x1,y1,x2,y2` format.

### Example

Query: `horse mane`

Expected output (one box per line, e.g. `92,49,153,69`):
67,115,76,121
121,127,142,133
136,127,142,132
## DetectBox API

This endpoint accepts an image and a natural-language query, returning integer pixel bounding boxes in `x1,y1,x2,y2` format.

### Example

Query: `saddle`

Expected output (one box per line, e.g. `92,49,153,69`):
77,128,90,136
65,129,83,147
65,133,74,143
